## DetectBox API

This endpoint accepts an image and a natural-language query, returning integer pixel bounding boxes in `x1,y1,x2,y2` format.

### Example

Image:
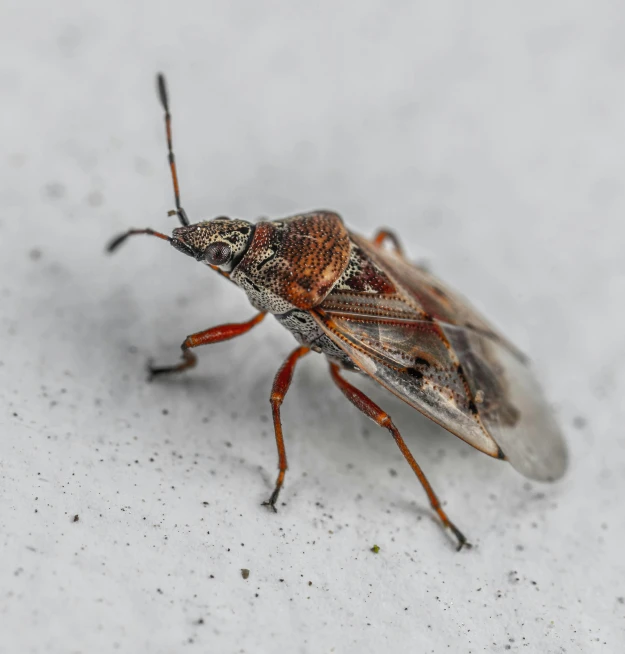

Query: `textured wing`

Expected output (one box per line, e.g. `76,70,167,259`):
348,232,528,361
314,311,503,458
313,235,567,481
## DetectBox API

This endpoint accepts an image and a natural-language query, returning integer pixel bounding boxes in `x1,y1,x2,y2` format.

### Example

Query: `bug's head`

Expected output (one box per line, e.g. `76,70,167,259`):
170,217,254,272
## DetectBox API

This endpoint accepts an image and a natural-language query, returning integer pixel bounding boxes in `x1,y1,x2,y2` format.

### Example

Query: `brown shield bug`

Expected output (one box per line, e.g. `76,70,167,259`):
108,74,567,550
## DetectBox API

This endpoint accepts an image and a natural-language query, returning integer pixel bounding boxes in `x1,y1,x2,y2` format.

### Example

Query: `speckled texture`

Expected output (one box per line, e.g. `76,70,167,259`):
233,212,350,311
2,2,625,653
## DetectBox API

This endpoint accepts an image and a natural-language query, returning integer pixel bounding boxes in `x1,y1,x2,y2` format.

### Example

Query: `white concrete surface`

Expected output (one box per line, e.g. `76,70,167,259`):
1,2,624,652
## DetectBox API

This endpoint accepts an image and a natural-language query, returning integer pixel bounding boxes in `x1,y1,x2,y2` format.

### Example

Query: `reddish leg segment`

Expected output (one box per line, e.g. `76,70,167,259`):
149,312,266,378
329,363,469,550
263,346,310,511
372,228,405,258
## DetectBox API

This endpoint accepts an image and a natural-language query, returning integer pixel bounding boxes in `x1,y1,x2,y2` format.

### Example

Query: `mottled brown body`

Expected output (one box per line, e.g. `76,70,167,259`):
232,212,351,312
107,74,567,550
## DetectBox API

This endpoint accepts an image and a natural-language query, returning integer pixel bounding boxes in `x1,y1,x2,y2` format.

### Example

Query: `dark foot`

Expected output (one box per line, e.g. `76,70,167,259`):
147,360,181,381
261,488,280,513
146,352,194,381
448,522,471,551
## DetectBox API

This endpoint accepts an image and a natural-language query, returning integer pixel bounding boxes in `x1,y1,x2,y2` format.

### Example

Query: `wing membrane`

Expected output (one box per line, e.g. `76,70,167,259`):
442,324,567,481
314,235,567,481
349,233,527,361
314,311,501,458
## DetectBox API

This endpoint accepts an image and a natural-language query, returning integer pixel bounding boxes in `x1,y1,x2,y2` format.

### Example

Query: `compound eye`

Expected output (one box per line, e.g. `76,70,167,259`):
204,241,232,266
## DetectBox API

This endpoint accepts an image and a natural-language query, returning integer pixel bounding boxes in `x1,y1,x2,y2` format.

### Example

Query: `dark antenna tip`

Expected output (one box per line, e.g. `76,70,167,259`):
155,72,190,227
106,228,171,254
106,233,129,253
156,72,169,112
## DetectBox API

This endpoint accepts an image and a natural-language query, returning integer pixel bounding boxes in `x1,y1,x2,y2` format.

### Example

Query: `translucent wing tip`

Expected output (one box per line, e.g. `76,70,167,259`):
504,424,568,482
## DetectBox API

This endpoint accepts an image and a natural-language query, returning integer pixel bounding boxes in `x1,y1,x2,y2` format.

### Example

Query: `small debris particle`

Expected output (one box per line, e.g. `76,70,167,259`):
508,570,519,584
195,618,204,626
45,182,65,198
308,581,312,586
241,568,250,580
389,468,397,477
162,409,169,415
617,597,624,605
29,248,42,261
73,514,79,523
475,389,485,404
87,190,104,207
370,544,380,554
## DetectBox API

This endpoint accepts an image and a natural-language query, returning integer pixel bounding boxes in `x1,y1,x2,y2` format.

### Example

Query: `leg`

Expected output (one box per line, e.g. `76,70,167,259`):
263,346,310,511
149,312,266,379
372,228,405,258
329,363,469,550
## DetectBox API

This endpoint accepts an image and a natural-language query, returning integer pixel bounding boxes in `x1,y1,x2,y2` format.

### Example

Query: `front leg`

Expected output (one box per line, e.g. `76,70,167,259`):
149,312,266,379
262,346,310,511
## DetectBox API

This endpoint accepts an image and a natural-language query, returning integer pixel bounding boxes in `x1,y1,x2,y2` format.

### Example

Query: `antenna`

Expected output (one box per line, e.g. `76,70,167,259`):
157,73,190,227
106,228,171,253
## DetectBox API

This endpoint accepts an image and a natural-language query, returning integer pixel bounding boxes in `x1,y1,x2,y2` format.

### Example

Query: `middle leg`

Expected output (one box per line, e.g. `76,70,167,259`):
263,346,310,511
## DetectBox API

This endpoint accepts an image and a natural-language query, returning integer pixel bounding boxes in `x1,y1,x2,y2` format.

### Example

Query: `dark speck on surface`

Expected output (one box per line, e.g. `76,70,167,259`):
73,514,79,523
87,190,104,207
241,569,250,580
57,25,82,55
44,182,65,198
573,415,587,429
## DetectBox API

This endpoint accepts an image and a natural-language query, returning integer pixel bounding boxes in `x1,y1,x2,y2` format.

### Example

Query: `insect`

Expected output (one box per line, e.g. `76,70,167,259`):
108,74,567,550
